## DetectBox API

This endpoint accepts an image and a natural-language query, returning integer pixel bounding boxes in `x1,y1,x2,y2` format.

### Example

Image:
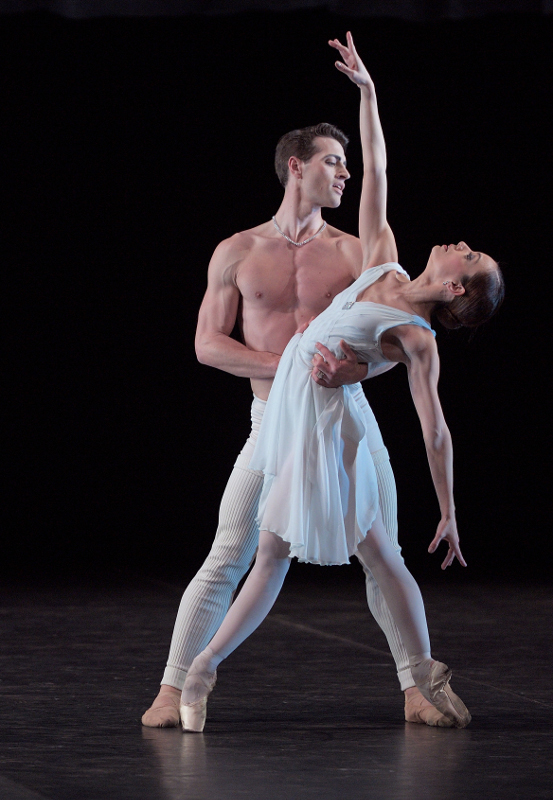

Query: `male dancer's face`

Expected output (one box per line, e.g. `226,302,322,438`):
299,137,350,209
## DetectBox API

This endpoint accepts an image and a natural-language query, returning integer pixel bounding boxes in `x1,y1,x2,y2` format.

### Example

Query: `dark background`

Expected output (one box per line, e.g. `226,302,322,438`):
3,6,551,586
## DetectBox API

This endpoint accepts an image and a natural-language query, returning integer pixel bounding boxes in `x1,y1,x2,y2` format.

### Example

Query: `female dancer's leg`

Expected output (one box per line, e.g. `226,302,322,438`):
207,530,291,661
178,529,290,731
181,515,470,729
355,512,430,660
356,514,470,728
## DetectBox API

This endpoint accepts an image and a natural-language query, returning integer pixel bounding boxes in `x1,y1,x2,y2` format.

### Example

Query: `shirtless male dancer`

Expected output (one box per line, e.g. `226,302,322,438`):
142,123,451,728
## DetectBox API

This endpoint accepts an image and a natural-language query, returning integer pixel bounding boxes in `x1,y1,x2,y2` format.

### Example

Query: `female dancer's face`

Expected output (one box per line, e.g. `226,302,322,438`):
430,241,496,282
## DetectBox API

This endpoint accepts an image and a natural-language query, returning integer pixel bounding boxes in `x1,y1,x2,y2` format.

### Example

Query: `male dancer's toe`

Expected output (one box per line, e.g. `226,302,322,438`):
404,687,454,727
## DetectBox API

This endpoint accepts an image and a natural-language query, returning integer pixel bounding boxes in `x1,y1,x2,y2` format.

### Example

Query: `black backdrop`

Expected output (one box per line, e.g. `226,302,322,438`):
3,9,551,584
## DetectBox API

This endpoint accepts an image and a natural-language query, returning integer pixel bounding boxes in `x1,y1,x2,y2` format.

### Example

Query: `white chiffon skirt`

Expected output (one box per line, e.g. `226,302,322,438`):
249,333,379,566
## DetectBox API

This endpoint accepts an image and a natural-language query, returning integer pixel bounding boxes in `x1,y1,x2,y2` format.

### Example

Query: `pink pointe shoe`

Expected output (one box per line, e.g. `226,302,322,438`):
180,650,217,733
411,659,471,729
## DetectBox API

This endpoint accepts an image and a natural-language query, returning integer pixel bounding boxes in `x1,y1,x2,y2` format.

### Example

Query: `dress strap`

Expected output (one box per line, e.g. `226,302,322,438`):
342,262,408,307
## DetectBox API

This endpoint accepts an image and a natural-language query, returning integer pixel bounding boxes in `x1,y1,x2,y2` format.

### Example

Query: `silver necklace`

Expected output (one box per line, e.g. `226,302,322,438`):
272,216,327,247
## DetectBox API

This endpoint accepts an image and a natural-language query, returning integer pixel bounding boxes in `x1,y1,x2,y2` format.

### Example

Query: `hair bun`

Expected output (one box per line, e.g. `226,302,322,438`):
434,267,505,331
435,306,462,330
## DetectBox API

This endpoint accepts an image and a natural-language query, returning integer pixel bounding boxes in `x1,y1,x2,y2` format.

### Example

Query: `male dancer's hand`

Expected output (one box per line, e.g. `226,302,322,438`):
295,317,315,336
312,341,368,387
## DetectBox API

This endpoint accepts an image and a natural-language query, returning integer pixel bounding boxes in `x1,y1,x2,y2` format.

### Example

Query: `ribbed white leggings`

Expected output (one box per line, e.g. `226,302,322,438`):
162,387,415,692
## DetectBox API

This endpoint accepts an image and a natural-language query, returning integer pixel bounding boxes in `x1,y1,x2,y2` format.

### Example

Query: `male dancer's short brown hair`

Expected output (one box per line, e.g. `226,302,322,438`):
274,123,349,187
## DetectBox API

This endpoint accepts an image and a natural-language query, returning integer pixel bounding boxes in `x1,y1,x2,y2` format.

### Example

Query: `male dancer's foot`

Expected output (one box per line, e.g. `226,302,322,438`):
409,659,471,728
142,685,181,728
404,687,455,727
142,684,452,729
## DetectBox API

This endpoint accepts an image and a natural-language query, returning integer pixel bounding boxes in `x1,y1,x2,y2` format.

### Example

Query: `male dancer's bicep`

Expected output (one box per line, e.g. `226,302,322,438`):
195,238,280,379
195,239,242,359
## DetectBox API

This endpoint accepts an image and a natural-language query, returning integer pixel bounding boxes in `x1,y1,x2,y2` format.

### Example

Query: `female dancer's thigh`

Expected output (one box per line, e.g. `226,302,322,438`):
350,384,385,453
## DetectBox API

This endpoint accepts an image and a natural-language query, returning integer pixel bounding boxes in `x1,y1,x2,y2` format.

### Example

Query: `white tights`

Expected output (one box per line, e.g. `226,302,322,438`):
163,390,416,691
204,511,430,671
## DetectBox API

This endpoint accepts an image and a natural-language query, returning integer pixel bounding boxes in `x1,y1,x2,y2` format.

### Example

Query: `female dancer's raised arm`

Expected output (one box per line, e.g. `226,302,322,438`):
331,33,465,569
329,33,397,269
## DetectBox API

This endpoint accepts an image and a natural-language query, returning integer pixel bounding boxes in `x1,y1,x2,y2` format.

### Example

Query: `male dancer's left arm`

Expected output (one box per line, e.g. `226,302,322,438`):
312,341,396,387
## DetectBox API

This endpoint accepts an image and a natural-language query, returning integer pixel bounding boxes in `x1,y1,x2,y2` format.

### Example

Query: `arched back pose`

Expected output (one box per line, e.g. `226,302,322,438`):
178,33,504,732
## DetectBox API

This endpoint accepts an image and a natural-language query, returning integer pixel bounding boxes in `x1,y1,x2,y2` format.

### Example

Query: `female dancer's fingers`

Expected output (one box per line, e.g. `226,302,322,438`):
429,522,467,569
329,37,356,70
331,33,357,61
439,541,467,570
334,61,357,80
441,548,455,570
346,30,358,55
330,37,372,88
328,37,348,56
453,544,468,568
428,532,441,553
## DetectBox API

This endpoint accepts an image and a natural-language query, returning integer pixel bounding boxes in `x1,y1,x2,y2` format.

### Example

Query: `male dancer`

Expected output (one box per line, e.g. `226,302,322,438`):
142,123,450,728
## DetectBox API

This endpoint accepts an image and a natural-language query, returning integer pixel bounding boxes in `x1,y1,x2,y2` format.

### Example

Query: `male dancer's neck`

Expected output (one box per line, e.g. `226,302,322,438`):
273,195,324,241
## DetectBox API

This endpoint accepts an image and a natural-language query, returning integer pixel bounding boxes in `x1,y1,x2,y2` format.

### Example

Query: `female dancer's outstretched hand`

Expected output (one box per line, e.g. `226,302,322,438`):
329,32,373,89
428,517,468,570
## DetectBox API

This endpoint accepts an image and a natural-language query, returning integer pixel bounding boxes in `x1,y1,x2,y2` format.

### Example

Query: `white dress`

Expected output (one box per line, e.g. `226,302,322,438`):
249,262,435,566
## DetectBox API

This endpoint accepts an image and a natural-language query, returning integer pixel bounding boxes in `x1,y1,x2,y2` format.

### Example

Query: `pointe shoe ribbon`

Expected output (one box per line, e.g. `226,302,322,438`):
411,659,471,729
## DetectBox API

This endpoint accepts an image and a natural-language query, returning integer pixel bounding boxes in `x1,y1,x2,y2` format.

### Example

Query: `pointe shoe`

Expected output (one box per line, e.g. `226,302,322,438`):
411,659,471,729
180,651,217,733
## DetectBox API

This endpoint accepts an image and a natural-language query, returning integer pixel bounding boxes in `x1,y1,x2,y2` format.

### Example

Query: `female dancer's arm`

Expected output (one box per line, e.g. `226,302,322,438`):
398,325,467,569
329,33,397,270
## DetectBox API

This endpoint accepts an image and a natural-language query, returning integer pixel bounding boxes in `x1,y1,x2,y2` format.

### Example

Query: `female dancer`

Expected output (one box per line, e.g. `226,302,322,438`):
179,33,504,731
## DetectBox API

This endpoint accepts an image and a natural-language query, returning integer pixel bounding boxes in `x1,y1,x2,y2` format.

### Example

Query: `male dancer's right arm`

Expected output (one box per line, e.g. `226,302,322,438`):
195,237,281,378
196,235,390,386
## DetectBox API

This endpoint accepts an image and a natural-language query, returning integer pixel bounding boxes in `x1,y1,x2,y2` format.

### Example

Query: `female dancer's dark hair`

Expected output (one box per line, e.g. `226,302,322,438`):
435,266,505,330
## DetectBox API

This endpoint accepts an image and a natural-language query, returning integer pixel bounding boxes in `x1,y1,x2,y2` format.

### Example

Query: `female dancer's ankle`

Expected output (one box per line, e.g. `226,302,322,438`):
190,646,223,676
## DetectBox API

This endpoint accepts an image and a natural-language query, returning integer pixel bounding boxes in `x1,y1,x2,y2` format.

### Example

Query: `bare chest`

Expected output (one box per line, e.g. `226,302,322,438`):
235,240,356,317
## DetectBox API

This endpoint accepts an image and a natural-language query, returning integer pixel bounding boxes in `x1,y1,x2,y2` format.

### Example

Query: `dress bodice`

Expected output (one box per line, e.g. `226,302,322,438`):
298,262,435,366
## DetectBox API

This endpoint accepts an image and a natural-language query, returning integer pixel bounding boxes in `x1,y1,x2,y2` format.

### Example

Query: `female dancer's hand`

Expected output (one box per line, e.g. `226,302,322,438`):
428,517,467,570
329,32,373,89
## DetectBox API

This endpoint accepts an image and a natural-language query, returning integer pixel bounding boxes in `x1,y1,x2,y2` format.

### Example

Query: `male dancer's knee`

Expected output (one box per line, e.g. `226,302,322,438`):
374,455,400,553
193,539,258,595
194,465,263,590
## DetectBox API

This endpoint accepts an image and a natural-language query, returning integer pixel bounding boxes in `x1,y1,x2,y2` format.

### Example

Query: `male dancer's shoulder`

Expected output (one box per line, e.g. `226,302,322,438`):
324,223,363,278
214,221,273,257
207,222,273,287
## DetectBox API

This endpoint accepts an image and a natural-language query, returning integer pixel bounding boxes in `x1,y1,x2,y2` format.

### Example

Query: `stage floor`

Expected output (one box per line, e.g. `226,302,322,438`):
0,574,551,800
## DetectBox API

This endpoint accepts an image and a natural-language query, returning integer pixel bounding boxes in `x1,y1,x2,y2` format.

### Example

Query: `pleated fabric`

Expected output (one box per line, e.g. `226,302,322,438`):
249,263,435,566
